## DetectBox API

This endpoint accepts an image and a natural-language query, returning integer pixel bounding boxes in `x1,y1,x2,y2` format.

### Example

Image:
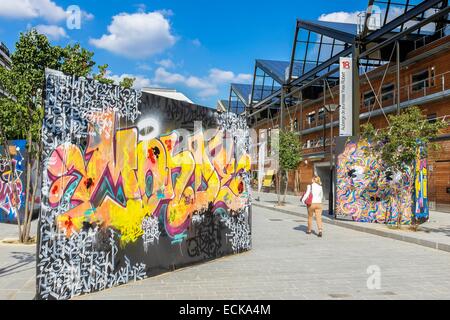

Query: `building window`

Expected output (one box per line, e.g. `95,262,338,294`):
307,111,316,125
430,67,436,86
381,83,394,102
318,108,325,121
306,140,312,148
363,90,376,107
427,113,437,123
412,70,429,91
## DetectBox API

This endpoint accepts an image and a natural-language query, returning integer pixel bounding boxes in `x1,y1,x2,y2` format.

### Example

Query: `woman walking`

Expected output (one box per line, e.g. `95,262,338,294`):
301,175,324,237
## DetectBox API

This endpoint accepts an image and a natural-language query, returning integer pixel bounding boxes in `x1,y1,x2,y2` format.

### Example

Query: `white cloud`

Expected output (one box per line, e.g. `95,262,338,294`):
208,68,252,84
318,11,362,24
35,24,67,40
153,67,252,98
136,63,152,71
89,11,176,59
154,67,186,84
106,72,153,90
318,8,436,33
82,11,95,21
157,59,176,69
192,38,201,47
0,0,66,22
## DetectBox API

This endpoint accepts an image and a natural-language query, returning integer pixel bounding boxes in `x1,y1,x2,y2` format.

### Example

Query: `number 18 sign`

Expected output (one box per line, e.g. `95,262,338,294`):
339,57,353,137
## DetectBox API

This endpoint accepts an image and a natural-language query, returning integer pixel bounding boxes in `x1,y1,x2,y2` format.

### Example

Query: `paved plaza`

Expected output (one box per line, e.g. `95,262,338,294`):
1,205,450,300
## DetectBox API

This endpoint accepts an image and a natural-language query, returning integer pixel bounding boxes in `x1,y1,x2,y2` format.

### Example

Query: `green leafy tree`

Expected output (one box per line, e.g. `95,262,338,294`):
93,64,114,85
362,106,446,172
272,130,302,205
0,29,95,243
361,106,446,227
119,77,136,89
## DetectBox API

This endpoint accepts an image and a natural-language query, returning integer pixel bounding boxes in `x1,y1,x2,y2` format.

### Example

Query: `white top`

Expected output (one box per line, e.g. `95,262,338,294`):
302,183,323,204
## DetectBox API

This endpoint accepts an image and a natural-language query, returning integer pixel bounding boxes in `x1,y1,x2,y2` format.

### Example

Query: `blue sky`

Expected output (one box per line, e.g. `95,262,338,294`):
0,0,365,107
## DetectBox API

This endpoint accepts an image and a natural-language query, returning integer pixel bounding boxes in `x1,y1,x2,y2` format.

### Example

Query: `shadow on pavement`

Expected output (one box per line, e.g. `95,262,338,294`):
0,252,36,278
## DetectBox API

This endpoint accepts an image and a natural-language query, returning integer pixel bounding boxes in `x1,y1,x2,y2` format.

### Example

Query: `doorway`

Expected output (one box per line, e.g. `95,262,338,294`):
314,162,331,201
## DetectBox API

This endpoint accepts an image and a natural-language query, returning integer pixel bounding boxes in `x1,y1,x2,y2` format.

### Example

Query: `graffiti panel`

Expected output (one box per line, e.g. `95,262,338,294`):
0,140,28,224
37,69,252,300
335,137,427,225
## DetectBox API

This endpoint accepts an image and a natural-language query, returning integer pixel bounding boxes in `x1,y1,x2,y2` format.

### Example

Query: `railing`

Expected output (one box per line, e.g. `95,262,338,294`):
291,71,450,134
361,71,450,113
414,25,450,50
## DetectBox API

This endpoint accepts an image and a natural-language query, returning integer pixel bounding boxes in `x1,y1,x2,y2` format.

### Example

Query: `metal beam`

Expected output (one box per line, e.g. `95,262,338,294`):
364,0,445,42
288,25,300,83
361,5,450,59
361,0,376,38
297,20,356,44
255,60,285,85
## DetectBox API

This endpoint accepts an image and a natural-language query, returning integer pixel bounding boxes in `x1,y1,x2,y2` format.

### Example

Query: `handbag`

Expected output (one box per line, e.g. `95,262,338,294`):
304,185,313,207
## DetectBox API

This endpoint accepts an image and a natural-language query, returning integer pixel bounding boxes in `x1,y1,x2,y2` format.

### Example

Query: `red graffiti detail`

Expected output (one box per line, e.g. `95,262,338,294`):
165,140,172,152
84,178,95,189
238,181,244,194
147,148,156,164
51,185,58,194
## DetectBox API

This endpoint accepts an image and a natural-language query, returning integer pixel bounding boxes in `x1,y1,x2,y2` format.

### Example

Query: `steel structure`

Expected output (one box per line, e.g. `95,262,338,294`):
226,0,449,135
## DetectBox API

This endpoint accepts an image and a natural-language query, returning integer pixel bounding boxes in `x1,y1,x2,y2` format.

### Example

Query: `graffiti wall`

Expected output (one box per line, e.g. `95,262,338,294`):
0,140,27,224
335,137,428,225
414,145,429,224
37,69,252,300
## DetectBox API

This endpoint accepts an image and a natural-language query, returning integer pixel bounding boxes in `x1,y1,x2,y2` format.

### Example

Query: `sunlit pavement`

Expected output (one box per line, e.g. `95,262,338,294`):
1,205,450,300
77,205,450,300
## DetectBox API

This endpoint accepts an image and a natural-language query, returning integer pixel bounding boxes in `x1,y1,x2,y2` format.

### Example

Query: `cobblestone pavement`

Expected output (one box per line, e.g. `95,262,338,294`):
76,206,450,300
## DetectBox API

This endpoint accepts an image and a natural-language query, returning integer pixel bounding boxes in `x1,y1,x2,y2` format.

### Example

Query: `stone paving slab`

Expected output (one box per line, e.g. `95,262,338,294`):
75,205,450,300
2,203,450,300
253,191,450,253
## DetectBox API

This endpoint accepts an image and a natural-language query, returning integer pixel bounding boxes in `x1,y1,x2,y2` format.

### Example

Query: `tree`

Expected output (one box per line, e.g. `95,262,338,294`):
361,106,446,172
93,64,114,85
361,106,446,226
0,29,95,243
120,77,136,89
273,130,302,205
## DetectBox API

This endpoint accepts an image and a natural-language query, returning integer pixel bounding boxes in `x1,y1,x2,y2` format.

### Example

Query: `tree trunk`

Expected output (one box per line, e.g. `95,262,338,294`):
282,171,288,203
24,146,41,243
22,132,33,243
276,170,281,206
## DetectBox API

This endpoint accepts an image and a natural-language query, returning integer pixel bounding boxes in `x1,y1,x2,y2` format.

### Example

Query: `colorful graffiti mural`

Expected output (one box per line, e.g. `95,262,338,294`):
37,69,252,300
414,145,429,224
335,138,428,225
0,140,26,223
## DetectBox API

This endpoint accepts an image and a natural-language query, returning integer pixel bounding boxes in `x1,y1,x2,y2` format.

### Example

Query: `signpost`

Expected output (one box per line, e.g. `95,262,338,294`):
339,57,353,137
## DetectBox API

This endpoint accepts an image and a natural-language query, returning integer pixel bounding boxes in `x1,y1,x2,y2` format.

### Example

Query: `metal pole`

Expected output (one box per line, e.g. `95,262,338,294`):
329,110,334,216
352,45,361,137
280,86,285,131
396,40,401,115
323,80,326,153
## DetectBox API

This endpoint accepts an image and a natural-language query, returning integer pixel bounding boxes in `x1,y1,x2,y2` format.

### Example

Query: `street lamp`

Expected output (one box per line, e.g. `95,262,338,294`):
323,104,340,217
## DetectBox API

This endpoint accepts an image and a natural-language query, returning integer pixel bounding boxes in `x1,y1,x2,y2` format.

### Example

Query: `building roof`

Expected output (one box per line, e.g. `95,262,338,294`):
217,99,228,112
141,87,194,104
256,59,317,84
